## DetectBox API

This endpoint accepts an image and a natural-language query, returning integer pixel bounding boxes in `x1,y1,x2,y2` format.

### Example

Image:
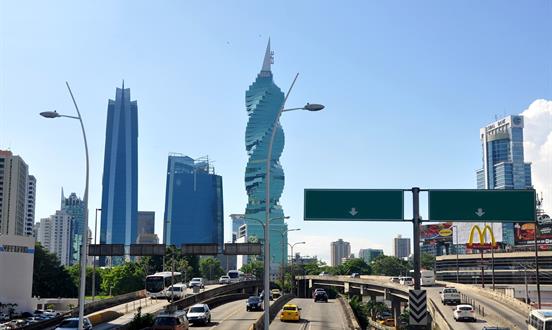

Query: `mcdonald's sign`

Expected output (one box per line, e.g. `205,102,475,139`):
467,224,498,249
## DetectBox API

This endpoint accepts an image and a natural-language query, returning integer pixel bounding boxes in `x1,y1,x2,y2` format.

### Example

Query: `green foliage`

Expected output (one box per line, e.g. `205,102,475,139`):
336,258,371,275
163,246,199,281
348,295,369,329
127,308,154,330
32,243,78,298
371,255,410,276
240,259,263,278
101,262,145,296
137,256,164,275
66,264,100,296
420,253,435,270
199,257,224,280
303,260,326,275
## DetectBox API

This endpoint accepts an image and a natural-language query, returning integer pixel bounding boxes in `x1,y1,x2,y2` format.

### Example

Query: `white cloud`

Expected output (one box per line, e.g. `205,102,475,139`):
521,99,552,212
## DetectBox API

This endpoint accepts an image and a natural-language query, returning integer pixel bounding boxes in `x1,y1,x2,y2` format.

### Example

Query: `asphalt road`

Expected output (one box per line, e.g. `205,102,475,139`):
204,298,265,330
269,298,348,330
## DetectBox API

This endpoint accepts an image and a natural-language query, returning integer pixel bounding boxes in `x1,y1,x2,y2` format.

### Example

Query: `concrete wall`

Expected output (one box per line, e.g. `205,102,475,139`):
0,234,35,312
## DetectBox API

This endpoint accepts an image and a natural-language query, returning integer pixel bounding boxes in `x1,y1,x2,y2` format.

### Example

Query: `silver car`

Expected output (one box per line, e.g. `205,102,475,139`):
55,317,93,330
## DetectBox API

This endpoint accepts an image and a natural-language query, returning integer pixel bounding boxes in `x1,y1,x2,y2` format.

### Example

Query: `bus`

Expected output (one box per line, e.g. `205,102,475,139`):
528,309,552,330
145,271,182,298
421,270,435,286
227,270,245,283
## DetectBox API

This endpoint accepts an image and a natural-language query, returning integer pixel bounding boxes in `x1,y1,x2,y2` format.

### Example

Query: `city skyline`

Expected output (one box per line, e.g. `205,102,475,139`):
1,1,551,263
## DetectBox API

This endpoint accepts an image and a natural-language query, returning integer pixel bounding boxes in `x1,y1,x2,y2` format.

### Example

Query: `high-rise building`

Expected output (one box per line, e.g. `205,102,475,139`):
475,115,533,246
137,211,155,241
358,248,384,264
243,40,288,275
229,214,246,242
99,84,139,264
24,175,36,237
0,150,34,237
393,235,411,259
331,239,351,266
37,210,72,265
61,190,85,265
163,155,223,248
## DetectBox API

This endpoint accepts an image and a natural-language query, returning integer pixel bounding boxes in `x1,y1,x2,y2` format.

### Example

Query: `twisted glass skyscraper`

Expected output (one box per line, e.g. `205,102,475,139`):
244,40,288,275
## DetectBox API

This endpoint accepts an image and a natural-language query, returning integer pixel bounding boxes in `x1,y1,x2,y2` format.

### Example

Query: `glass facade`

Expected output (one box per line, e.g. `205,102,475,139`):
243,41,288,271
163,155,223,249
99,84,138,265
61,190,85,265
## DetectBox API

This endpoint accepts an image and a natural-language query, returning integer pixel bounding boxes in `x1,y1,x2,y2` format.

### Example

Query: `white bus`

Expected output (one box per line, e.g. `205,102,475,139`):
145,271,182,298
227,270,245,283
528,309,552,330
421,270,435,286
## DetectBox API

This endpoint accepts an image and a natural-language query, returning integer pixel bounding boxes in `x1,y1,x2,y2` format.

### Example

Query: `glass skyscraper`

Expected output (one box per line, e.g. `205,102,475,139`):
163,155,223,248
60,189,85,265
244,40,288,274
476,115,532,246
99,83,138,264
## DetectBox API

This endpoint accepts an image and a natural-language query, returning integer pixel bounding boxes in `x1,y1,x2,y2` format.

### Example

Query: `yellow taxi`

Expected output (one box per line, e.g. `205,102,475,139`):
280,304,301,322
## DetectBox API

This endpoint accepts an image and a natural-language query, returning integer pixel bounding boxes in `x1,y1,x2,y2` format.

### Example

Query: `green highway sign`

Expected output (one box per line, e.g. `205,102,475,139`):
304,189,404,221
428,189,536,222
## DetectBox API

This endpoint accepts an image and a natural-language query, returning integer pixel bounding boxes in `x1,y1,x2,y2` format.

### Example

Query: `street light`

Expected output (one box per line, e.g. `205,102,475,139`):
288,241,305,295
272,228,300,291
262,71,323,330
451,224,459,283
40,82,89,330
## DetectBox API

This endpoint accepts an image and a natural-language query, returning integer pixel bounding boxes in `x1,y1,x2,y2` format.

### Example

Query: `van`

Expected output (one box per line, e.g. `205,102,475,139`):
166,283,187,301
152,310,189,330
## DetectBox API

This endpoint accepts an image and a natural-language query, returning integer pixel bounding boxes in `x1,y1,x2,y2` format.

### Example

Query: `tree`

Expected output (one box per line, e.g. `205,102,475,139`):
199,257,224,280
101,262,145,296
338,258,371,275
163,246,199,281
420,253,435,270
303,260,326,275
66,265,100,296
371,255,410,276
240,260,263,279
32,243,77,298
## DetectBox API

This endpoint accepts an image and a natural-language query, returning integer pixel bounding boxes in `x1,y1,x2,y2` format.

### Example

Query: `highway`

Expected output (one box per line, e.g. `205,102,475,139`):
270,298,349,330
206,298,267,330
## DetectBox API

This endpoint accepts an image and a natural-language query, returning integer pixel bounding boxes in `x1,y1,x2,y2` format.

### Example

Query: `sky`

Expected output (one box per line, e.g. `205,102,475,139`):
1,1,551,263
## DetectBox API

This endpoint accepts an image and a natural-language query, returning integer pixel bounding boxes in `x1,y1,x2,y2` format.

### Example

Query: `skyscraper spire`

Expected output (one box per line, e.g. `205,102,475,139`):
261,38,272,72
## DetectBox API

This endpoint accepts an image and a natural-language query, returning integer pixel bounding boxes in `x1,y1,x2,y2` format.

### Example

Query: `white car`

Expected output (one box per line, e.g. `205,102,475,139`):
219,275,230,284
453,304,476,322
186,304,211,325
440,287,461,305
166,283,187,300
399,276,414,286
188,277,205,289
55,317,93,330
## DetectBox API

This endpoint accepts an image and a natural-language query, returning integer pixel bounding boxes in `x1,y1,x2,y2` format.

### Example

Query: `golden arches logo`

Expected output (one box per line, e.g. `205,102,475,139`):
467,224,497,249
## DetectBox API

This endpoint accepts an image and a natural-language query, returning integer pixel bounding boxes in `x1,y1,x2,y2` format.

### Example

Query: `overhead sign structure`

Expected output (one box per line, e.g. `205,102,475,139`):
304,189,404,221
428,189,536,222
181,243,219,255
130,244,166,256
409,289,427,325
224,243,262,255
88,244,125,256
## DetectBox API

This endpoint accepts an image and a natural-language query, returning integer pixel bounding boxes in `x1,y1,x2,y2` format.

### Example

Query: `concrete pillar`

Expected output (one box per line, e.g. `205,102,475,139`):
360,286,364,296
392,299,401,328
344,282,349,294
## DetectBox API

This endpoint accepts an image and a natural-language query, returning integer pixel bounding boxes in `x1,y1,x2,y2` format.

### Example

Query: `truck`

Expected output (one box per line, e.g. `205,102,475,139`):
440,287,461,305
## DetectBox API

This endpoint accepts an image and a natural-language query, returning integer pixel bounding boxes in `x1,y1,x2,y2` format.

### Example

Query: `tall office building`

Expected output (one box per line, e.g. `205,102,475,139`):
243,40,288,274
137,211,157,244
0,150,34,237
358,248,384,264
60,190,85,265
229,214,246,242
393,235,411,259
163,155,223,248
475,115,533,246
331,239,351,266
37,210,72,265
24,175,36,237
99,84,139,264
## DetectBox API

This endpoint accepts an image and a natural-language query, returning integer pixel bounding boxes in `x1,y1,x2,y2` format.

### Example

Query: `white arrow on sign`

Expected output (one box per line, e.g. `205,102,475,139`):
349,208,358,216
475,208,485,217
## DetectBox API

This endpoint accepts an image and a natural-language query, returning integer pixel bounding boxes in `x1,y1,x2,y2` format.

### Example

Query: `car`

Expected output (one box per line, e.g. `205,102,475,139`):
314,290,328,302
45,309,61,317
280,304,301,322
166,283,187,301
259,290,273,301
54,317,93,330
350,273,360,278
186,304,211,325
246,296,263,311
440,287,461,305
188,277,205,289
219,275,230,284
153,309,189,330
319,272,329,276
271,289,281,299
399,277,414,286
481,327,510,330
389,277,400,283
379,318,395,326
312,288,326,298
376,311,392,321
453,304,476,322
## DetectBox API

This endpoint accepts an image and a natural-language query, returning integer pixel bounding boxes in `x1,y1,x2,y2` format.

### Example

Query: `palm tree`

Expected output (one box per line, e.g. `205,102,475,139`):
366,299,387,321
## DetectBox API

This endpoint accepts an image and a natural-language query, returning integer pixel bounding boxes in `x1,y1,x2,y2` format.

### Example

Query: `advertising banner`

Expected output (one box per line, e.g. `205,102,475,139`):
514,214,552,246
453,222,503,245
420,223,453,243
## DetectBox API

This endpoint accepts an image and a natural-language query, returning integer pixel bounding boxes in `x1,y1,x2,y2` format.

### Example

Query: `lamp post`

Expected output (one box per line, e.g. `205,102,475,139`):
92,208,101,301
452,224,459,283
40,82,89,330
288,241,305,295
272,228,300,292
262,72,323,330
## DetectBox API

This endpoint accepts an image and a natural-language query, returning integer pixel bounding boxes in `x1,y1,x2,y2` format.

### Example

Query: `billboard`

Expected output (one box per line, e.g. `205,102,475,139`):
452,222,503,245
420,223,453,242
514,214,552,246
